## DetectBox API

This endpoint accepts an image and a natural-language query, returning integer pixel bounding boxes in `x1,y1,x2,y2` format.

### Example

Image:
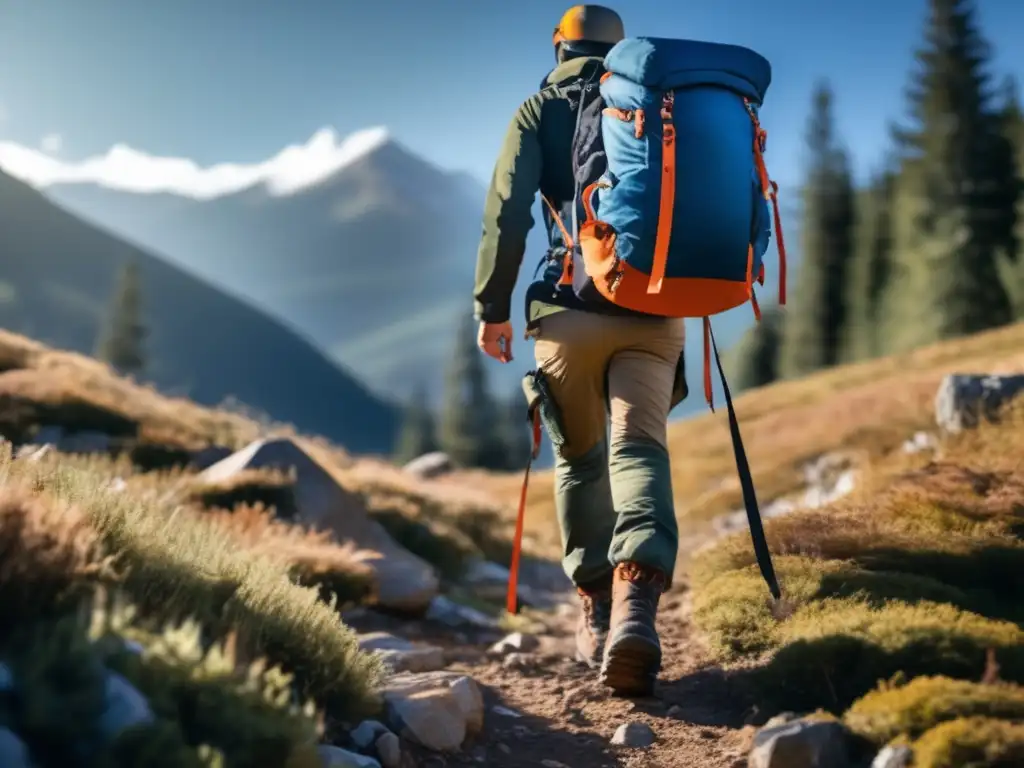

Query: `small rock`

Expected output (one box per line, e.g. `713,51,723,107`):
749,718,853,768
0,729,30,768
381,671,484,752
763,712,798,729
402,451,453,479
666,705,683,719
872,745,913,768
374,732,402,768
489,632,540,656
502,652,535,671
356,632,446,674
492,705,523,718
426,596,498,629
98,670,154,741
935,373,1024,433
611,722,656,748
350,720,390,750
318,744,381,768
497,743,512,755
542,761,570,768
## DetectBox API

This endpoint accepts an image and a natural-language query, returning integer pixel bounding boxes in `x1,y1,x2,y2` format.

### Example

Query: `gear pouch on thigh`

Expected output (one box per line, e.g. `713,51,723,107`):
522,370,567,450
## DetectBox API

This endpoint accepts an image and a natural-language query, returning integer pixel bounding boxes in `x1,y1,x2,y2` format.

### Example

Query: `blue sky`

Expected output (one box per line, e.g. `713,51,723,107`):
0,0,1022,194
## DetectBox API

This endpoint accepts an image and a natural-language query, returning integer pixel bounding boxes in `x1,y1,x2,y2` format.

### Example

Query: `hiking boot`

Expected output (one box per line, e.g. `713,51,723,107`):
574,577,612,669
600,562,667,696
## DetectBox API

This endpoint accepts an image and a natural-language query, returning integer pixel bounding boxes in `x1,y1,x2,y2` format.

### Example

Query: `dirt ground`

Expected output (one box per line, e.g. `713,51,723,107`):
347,584,757,768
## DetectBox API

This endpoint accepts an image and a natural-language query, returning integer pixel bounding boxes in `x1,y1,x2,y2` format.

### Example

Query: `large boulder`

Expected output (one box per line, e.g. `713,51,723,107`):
935,373,1024,433
200,437,439,612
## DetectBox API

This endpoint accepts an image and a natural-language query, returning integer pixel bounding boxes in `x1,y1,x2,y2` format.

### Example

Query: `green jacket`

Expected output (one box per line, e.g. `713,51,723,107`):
473,56,606,325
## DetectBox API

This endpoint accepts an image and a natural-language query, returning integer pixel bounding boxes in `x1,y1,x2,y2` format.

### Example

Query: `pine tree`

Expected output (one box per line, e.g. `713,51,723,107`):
393,383,439,465
884,0,1011,350
779,81,856,379
496,390,534,471
726,305,785,392
993,77,1024,316
842,170,897,361
438,315,505,469
95,260,147,376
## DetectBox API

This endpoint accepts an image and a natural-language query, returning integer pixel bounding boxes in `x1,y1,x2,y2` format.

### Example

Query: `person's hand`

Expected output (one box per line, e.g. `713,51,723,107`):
477,321,514,363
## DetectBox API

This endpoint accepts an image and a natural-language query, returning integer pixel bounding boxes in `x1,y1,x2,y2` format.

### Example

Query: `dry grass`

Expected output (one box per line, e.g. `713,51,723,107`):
0,444,384,722
470,320,1024,551
692,397,1024,759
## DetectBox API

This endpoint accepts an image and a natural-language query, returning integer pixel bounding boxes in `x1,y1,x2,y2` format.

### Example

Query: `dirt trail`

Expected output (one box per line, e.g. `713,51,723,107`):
349,583,756,768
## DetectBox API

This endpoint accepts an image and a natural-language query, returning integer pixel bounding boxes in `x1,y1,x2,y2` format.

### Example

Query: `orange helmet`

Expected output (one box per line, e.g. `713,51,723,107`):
553,5,625,52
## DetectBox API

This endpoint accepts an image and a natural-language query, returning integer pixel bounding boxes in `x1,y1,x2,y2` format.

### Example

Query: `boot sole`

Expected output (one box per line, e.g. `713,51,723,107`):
600,635,661,696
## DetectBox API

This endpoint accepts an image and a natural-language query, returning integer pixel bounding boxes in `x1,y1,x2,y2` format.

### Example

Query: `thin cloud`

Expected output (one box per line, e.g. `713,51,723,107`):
0,126,390,199
40,133,63,154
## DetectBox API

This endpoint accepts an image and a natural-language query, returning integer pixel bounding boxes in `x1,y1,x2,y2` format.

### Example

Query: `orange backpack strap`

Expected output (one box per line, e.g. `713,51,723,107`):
742,99,787,307
647,91,677,295
506,406,544,615
540,193,574,286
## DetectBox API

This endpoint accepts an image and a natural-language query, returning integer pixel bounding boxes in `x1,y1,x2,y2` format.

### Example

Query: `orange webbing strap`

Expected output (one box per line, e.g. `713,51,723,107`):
745,245,762,322
743,99,787,307
540,194,574,286
770,181,787,304
506,407,544,615
647,91,676,295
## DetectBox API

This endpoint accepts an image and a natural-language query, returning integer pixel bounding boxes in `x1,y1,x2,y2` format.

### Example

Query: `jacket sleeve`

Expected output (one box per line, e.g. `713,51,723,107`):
473,97,543,323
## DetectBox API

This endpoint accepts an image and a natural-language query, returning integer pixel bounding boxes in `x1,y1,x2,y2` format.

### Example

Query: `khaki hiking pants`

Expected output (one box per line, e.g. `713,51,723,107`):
532,309,686,588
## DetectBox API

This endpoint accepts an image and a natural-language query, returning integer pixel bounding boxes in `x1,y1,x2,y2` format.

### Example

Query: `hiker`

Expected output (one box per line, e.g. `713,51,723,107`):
473,5,685,697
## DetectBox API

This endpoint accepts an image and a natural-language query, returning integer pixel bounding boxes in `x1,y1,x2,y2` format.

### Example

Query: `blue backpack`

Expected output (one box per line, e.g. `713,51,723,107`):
543,37,788,397
536,37,787,604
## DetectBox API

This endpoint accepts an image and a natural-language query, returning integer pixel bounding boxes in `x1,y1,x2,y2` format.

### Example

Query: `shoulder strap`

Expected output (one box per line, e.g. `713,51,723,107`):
708,319,782,601
569,69,601,246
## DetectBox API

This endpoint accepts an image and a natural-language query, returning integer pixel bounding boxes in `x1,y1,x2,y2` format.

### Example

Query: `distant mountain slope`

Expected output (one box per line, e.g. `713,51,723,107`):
0,169,398,454
44,134,799,416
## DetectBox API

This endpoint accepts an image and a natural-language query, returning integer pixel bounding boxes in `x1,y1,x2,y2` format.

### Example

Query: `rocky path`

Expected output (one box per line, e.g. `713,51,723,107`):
343,584,755,768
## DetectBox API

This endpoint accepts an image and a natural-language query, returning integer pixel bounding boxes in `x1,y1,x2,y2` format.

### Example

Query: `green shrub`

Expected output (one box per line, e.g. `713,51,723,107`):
911,717,1024,768
846,676,1024,744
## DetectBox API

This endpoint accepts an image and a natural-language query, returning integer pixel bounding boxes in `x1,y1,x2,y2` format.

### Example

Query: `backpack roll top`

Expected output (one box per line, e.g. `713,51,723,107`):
577,37,786,321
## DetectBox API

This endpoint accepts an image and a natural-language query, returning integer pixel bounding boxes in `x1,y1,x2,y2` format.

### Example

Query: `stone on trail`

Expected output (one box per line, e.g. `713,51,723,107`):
381,671,484,752
871,745,913,768
610,722,657,748
935,373,1024,433
318,744,381,768
349,719,391,750
374,732,402,768
402,451,454,479
488,632,540,656
425,595,499,629
749,718,853,768
200,437,439,612
356,632,446,674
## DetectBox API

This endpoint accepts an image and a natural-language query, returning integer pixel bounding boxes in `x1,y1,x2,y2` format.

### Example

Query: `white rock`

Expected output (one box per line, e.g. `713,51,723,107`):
872,745,913,768
492,705,523,718
402,451,454,479
356,632,446,674
426,596,498,629
382,671,484,752
489,632,540,656
350,719,390,750
749,718,852,768
201,438,439,612
375,732,402,768
611,722,656,748
318,744,381,768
